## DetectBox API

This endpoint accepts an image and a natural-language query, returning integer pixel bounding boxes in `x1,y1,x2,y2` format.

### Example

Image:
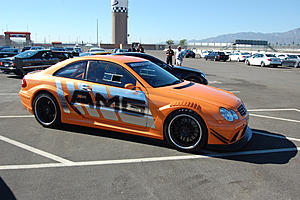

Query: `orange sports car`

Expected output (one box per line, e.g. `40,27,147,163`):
19,55,252,152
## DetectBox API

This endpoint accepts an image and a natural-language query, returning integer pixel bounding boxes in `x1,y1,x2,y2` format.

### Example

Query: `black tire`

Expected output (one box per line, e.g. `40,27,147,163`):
237,58,240,62
260,62,265,67
33,92,61,128
213,57,217,61
164,109,208,152
205,57,207,61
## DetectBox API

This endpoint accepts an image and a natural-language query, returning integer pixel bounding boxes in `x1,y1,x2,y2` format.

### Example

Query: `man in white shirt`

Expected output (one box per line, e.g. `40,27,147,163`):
175,46,184,66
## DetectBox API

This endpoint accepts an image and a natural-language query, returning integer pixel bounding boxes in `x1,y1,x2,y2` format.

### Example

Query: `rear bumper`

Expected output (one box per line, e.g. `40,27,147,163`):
206,126,253,151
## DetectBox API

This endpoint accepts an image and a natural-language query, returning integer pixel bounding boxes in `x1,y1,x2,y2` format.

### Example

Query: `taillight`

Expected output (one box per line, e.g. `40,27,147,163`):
12,63,16,67
0,62,2,65
267,59,271,61
21,77,27,88
242,56,245,58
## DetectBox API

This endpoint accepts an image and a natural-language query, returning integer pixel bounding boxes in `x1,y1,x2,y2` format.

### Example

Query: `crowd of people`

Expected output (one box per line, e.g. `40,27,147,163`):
128,43,185,66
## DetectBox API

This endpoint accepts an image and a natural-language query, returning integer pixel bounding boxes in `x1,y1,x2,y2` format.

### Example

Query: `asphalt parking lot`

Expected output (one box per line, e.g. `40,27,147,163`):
0,50,300,200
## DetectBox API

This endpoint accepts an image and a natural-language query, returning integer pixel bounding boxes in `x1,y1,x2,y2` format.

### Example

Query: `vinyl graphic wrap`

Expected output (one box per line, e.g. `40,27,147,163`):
56,80,155,128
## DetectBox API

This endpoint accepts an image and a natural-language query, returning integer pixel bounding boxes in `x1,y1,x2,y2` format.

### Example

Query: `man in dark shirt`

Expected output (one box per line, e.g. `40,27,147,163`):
137,43,144,53
166,46,174,65
128,44,136,52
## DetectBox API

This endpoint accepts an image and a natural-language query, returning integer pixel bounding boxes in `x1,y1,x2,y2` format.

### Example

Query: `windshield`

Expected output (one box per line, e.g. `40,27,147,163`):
15,50,38,58
241,53,250,55
127,61,182,88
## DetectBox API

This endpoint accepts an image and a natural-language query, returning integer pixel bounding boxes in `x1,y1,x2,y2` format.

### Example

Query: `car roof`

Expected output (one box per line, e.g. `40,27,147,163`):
42,55,149,75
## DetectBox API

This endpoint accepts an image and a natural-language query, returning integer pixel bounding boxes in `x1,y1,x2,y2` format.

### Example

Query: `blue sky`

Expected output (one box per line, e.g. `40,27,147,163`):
1,0,299,44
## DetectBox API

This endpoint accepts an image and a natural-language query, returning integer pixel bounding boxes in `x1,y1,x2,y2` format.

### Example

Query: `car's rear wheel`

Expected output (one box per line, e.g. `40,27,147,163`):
33,92,61,128
237,58,240,62
246,60,250,65
260,62,265,67
164,109,207,152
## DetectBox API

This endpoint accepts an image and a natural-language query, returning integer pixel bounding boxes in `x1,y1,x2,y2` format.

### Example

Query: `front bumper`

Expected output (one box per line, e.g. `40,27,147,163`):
206,125,253,151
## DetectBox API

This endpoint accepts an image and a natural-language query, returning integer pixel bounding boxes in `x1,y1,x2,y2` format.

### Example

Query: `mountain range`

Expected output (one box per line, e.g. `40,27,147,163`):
189,28,300,45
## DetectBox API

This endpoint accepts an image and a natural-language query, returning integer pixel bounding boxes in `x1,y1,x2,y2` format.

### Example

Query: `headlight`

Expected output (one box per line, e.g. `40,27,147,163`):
220,108,233,122
230,109,239,120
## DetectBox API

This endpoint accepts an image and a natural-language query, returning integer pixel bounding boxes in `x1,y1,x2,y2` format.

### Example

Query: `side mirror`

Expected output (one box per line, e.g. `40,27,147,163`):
124,83,136,90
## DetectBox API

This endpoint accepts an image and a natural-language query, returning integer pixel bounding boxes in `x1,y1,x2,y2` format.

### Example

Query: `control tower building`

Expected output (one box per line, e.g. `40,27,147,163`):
111,0,128,45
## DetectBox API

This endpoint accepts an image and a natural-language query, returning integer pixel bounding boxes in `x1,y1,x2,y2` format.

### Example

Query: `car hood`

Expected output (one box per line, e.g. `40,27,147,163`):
164,82,240,108
172,65,203,74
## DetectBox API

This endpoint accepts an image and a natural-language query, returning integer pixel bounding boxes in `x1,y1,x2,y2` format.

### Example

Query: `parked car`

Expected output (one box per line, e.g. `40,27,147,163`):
79,51,111,57
113,52,208,85
245,54,281,67
0,48,20,58
205,52,229,61
199,50,212,58
50,47,66,52
0,50,72,76
30,46,45,50
89,47,105,52
228,52,251,62
281,55,300,68
184,49,196,58
113,48,128,53
19,55,252,152
276,54,288,61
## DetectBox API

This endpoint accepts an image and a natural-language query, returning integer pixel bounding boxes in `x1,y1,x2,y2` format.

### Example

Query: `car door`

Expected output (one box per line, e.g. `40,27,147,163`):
84,60,155,129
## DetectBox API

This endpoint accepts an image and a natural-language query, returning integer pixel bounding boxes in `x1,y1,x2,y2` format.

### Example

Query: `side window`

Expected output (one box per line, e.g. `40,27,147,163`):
54,61,87,80
87,61,136,88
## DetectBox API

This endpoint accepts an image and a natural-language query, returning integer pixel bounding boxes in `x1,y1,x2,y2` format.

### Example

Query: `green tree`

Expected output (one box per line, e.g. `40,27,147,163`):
166,40,174,45
179,39,187,47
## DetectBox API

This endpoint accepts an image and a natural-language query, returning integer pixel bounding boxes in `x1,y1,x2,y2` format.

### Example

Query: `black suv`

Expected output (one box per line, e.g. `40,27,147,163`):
0,50,72,76
113,52,208,85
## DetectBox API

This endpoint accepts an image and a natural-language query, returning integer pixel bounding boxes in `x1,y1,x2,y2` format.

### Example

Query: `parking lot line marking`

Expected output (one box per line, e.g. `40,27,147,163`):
0,93,18,95
0,147,299,171
250,113,300,124
0,115,34,119
248,108,300,112
228,91,240,94
0,135,74,165
253,131,300,142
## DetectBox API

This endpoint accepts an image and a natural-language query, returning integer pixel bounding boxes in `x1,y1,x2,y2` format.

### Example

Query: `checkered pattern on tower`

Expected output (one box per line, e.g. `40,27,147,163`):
112,7,127,12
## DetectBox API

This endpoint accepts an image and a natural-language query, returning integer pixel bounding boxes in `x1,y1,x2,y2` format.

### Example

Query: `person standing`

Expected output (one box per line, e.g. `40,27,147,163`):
128,44,136,52
166,46,174,65
137,43,145,53
175,46,184,66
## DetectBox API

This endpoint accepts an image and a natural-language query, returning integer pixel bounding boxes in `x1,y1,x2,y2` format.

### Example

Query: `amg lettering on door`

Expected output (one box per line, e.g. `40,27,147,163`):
70,90,146,115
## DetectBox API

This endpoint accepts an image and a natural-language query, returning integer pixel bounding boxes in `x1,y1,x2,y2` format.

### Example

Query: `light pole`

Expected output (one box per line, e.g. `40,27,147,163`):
97,19,99,47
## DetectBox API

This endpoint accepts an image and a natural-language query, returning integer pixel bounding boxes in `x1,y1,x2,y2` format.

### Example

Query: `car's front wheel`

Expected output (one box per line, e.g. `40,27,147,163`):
164,109,207,152
33,92,61,128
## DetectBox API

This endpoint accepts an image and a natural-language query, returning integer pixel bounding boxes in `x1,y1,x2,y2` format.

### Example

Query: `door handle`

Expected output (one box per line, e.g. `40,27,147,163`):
81,84,90,91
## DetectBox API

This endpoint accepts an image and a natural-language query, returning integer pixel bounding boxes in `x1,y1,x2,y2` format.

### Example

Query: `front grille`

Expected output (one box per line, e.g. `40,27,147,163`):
238,104,247,116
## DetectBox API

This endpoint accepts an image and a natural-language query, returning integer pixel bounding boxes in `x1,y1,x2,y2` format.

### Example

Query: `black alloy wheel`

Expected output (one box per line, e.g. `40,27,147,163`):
164,109,207,152
33,93,61,128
